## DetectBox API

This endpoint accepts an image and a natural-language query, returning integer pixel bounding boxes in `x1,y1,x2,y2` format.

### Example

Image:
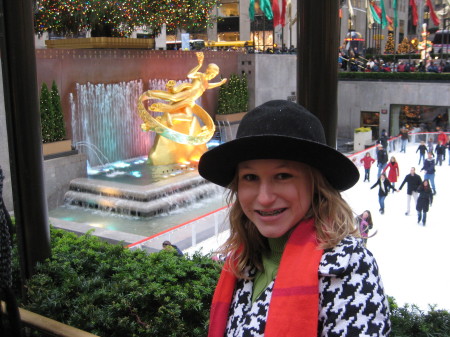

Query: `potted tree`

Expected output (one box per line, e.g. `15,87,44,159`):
41,81,72,156
216,72,249,123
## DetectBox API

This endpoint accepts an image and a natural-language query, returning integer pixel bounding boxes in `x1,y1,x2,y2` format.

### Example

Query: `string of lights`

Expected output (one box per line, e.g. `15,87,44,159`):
35,0,220,37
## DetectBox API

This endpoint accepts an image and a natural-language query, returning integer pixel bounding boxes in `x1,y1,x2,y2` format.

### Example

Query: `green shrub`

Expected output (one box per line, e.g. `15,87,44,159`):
389,297,450,337
40,81,66,143
354,127,371,133
217,73,249,114
19,228,221,337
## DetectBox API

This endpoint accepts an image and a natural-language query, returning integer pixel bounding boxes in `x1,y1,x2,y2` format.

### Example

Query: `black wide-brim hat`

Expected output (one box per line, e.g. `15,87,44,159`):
199,100,359,191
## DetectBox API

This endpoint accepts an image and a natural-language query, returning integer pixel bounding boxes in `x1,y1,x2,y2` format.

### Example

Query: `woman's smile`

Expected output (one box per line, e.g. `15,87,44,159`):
237,159,313,238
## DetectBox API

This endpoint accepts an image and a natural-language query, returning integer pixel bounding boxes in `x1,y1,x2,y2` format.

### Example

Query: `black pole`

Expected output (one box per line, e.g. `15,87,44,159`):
0,0,51,282
297,0,340,148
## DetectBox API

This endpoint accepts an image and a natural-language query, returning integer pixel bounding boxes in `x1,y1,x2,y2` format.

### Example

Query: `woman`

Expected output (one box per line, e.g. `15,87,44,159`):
356,210,374,246
360,152,376,182
382,156,400,188
416,179,433,226
370,173,396,214
199,100,390,337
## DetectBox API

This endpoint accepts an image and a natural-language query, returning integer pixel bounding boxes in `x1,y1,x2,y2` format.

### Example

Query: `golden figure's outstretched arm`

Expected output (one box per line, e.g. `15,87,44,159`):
207,78,227,89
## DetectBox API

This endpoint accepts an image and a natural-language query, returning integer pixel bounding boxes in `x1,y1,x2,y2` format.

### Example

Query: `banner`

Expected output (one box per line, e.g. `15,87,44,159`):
426,0,440,26
410,0,418,26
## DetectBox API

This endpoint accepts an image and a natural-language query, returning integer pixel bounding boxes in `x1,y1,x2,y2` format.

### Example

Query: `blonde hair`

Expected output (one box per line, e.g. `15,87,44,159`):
218,165,358,279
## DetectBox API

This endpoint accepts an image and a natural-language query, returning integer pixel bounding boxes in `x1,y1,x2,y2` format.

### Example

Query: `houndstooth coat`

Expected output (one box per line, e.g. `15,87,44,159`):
225,236,391,337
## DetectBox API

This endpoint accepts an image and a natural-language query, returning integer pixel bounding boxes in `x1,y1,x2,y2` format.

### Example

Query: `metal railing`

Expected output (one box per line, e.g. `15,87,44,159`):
347,131,450,163
127,205,231,253
1,301,98,337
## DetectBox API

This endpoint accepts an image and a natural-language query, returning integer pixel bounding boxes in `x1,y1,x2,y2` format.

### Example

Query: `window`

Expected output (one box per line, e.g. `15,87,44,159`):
218,0,239,17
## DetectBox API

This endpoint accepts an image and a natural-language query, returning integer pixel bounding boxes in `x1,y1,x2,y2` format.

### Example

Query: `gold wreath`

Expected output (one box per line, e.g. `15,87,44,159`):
137,92,215,145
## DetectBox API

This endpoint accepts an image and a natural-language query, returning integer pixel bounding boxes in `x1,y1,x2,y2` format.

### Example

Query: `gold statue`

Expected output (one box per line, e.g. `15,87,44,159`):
138,52,226,166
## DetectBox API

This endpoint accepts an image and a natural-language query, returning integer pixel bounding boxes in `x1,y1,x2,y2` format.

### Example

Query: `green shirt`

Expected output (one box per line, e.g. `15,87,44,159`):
251,232,289,302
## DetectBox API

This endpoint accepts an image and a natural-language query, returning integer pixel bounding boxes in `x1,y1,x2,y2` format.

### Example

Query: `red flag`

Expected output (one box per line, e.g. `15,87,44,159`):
410,0,418,26
272,0,280,26
371,1,393,25
426,0,440,26
272,0,287,27
280,0,286,26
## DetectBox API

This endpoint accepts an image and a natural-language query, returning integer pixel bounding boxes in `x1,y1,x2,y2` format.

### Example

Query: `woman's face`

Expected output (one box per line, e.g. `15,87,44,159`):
424,180,429,187
362,211,369,219
237,159,313,238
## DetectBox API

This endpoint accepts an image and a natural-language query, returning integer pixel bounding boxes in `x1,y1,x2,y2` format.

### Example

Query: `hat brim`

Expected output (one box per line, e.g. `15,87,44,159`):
199,135,359,191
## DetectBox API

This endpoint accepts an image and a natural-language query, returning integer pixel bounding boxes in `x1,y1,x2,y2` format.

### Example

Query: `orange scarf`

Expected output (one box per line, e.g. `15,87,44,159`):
208,218,324,337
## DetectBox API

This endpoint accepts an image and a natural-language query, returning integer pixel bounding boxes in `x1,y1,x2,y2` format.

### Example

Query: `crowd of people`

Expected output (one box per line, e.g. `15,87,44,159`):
339,52,450,73
358,128,448,229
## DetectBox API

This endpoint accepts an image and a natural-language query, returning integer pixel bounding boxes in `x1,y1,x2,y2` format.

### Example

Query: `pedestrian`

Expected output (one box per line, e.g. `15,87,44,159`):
360,152,376,182
355,210,374,246
382,156,400,188
376,144,388,178
421,152,436,195
398,128,409,153
435,141,446,166
427,137,434,156
370,173,396,214
378,129,389,150
161,240,183,256
416,141,427,165
199,100,390,337
416,180,433,226
447,139,450,165
437,130,448,151
398,167,422,216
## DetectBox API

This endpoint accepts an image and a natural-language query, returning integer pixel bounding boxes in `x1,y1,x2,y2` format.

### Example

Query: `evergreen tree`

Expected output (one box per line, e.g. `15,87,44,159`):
384,32,395,54
50,81,66,141
397,37,410,54
217,73,249,115
40,83,53,143
239,73,249,112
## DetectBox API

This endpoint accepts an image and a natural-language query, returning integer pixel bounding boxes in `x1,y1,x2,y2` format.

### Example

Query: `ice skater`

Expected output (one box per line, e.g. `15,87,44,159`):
416,180,433,226
416,141,427,165
370,173,396,214
382,156,400,188
398,167,422,216
421,152,436,195
360,152,376,182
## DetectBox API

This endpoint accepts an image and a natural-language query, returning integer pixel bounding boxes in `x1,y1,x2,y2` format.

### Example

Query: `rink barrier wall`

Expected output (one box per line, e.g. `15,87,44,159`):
347,131,450,164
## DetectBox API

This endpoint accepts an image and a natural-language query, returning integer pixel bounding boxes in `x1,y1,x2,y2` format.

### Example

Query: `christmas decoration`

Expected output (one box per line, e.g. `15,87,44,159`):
35,0,220,37
217,73,249,115
397,37,417,54
384,31,395,54
50,81,66,141
40,83,53,143
40,81,66,143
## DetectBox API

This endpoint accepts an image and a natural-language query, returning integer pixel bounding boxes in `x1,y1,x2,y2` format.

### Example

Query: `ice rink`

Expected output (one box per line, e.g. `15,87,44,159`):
186,141,450,311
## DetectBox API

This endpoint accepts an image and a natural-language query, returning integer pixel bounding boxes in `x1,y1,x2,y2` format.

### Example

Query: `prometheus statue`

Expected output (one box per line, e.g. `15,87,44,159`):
138,52,226,166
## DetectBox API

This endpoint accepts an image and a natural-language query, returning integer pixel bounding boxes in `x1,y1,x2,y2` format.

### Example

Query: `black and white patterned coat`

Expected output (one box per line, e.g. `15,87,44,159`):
225,237,391,337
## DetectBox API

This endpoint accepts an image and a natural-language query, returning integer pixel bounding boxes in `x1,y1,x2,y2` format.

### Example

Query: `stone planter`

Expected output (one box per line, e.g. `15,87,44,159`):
353,130,372,152
42,139,72,156
45,37,155,49
215,112,247,142
215,112,247,123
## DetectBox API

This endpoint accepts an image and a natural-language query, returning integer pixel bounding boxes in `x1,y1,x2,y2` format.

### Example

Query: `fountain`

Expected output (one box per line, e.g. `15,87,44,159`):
50,53,230,251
